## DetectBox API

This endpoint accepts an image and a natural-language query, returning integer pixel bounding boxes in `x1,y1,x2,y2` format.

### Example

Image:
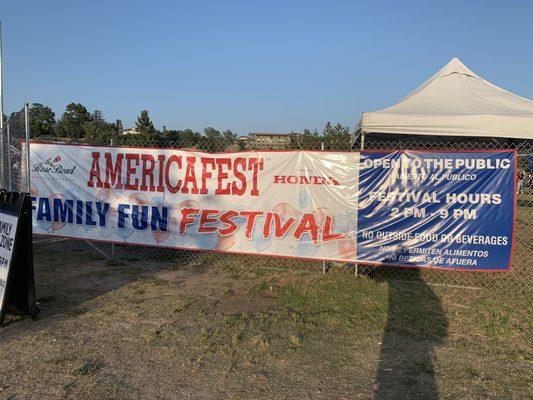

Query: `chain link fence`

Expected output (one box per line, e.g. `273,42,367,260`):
1,114,531,295
357,134,532,293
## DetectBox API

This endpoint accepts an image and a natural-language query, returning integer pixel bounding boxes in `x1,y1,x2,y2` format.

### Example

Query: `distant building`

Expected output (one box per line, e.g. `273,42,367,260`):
248,132,299,149
225,136,249,152
120,127,140,135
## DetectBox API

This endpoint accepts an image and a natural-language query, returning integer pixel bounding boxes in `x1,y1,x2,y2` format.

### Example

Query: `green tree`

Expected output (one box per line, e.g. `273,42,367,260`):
91,110,105,124
179,129,201,147
299,128,322,150
55,103,92,138
29,103,55,137
222,129,236,147
323,121,351,150
201,127,224,152
162,129,181,147
6,109,25,135
162,129,202,148
136,110,156,137
83,110,118,144
6,104,56,138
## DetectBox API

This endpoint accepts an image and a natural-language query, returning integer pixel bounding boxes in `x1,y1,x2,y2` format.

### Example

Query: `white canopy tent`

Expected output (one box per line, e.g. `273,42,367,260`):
355,58,533,144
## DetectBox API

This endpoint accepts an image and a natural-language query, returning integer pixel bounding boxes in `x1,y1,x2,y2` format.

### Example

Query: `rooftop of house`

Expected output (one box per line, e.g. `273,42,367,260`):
250,132,299,137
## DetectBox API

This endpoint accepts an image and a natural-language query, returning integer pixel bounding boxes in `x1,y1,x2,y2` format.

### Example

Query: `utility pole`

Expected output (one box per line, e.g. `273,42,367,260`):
0,22,4,133
0,22,5,188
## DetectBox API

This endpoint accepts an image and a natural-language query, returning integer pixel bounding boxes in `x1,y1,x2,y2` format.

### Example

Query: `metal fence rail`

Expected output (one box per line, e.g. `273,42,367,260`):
1,115,531,294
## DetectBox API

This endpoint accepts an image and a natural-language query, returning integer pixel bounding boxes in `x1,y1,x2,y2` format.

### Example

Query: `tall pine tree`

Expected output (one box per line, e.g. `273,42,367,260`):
136,110,156,136
55,103,91,138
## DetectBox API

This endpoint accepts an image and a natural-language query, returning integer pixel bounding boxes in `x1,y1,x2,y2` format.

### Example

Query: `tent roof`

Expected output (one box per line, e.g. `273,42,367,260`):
358,58,533,140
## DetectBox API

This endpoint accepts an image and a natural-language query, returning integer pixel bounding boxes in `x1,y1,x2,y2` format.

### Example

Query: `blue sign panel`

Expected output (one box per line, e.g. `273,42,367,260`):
356,151,516,271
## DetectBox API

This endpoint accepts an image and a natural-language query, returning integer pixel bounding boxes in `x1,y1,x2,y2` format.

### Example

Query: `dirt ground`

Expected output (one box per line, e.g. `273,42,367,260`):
0,247,531,400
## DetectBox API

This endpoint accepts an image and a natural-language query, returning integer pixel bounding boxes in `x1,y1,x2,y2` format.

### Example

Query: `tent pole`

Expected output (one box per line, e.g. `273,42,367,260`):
321,140,326,275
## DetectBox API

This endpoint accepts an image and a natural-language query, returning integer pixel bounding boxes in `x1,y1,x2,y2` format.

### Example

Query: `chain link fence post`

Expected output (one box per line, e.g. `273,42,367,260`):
24,103,30,193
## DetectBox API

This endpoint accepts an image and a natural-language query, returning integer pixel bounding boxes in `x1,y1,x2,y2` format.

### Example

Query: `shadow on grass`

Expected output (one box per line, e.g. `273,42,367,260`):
372,268,448,400
1,240,205,332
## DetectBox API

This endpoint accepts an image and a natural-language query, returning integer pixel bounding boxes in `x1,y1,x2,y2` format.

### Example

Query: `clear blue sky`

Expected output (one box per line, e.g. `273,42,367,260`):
2,0,532,134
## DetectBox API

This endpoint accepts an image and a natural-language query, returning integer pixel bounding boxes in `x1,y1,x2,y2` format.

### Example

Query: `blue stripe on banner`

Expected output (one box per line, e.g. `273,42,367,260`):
356,151,515,271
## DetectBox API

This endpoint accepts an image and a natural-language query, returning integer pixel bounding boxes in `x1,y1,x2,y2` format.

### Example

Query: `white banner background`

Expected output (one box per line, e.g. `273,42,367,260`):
29,143,360,262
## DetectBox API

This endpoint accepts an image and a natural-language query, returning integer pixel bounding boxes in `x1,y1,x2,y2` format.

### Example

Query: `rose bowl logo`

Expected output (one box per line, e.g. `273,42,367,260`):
45,155,62,165
32,155,76,175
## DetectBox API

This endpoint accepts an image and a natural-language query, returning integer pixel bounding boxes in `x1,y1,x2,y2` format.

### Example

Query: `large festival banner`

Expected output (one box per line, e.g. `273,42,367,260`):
29,143,360,262
28,142,516,271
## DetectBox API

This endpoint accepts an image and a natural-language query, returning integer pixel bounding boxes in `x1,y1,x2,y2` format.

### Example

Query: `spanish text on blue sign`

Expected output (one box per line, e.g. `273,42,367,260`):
28,142,516,271
357,150,516,271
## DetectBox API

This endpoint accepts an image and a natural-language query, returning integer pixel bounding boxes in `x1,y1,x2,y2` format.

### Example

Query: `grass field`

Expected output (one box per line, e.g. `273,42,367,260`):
0,246,531,399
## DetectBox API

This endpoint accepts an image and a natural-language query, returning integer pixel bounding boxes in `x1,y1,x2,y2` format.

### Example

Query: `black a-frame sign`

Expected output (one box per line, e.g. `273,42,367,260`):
0,191,39,325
